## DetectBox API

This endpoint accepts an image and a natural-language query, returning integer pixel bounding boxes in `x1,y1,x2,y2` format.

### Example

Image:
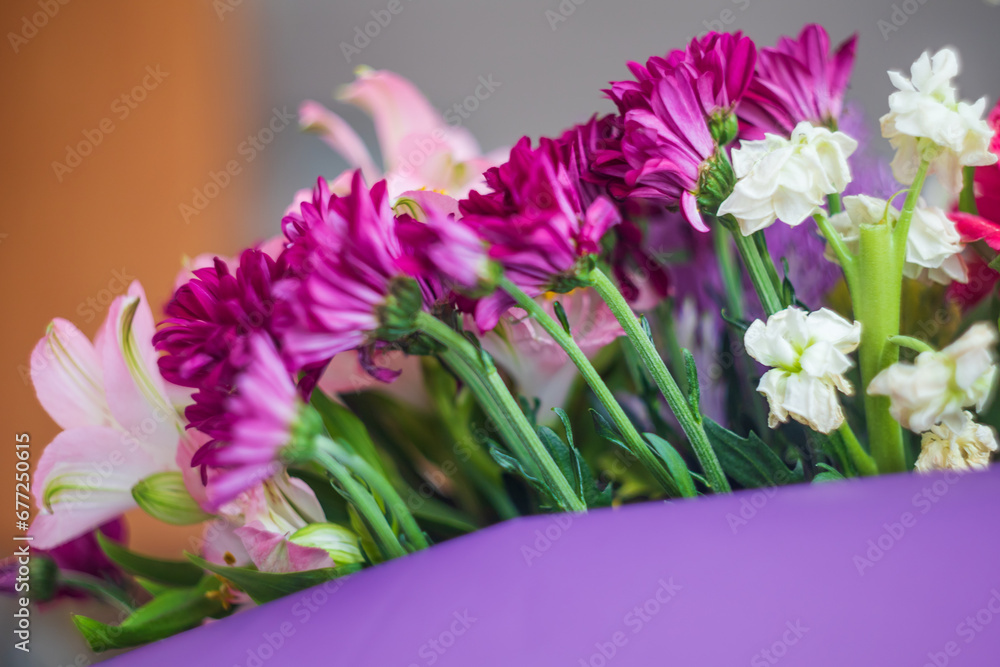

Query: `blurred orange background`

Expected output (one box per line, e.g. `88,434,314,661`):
0,0,260,559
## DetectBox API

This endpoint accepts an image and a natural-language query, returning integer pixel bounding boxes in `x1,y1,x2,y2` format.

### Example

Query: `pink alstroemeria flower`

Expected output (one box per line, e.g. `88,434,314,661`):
30,283,186,549
738,24,857,138
481,289,623,415
297,67,503,200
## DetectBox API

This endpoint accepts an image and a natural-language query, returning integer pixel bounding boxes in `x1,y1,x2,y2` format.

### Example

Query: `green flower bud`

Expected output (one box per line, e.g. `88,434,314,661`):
708,112,740,148
132,472,213,526
697,149,737,218
289,523,365,565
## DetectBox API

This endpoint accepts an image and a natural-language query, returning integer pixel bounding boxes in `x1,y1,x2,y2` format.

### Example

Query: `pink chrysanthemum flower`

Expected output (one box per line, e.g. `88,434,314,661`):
195,335,316,509
279,171,489,370
738,24,857,138
459,136,621,331
604,67,727,232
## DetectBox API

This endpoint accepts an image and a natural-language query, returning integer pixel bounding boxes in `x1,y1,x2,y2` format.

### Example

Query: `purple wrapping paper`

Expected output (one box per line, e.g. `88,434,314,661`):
108,469,1000,666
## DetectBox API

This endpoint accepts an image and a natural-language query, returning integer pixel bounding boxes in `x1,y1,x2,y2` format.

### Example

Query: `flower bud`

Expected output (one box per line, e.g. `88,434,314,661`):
289,523,364,565
132,472,213,526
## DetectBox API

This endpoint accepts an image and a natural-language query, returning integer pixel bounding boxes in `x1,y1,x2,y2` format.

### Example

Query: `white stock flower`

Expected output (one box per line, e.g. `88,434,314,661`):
744,307,861,434
915,412,997,472
825,195,968,285
718,121,858,235
869,323,998,433
879,47,998,193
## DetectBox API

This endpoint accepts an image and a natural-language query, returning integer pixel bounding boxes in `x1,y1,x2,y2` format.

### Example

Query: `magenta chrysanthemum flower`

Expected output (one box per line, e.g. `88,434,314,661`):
738,24,857,138
196,335,305,509
155,249,288,437
603,67,725,232
278,171,408,369
459,136,621,331
645,32,757,121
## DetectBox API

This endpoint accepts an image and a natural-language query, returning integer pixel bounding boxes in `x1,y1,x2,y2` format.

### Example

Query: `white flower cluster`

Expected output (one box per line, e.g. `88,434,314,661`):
869,324,999,472
826,195,968,285
880,47,997,193
744,307,861,434
718,122,858,235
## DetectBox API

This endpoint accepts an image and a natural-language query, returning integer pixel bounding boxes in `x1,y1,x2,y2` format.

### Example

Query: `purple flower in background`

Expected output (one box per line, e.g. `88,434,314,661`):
739,24,857,138
839,103,900,200
460,136,621,331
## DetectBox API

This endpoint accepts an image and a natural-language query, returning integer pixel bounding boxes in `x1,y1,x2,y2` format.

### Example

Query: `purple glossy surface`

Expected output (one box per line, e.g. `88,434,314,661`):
108,469,1000,666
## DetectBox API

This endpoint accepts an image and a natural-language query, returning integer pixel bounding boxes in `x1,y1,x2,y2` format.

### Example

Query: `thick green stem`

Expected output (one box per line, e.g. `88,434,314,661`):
312,442,407,560
498,278,680,496
417,312,586,512
318,436,429,551
586,270,731,493
854,159,929,474
856,222,905,473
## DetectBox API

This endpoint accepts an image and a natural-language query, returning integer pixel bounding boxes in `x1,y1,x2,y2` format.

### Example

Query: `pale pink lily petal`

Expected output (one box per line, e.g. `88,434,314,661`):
299,100,380,183
337,68,481,171
30,426,162,549
201,518,252,568
99,282,181,463
30,318,112,430
234,523,334,573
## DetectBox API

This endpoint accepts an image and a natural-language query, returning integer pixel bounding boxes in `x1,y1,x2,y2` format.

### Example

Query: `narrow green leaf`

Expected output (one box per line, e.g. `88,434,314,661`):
553,407,575,448
310,390,385,476
186,553,362,605
589,408,625,449
73,577,227,652
639,314,654,342
682,349,701,415
97,532,203,587
553,300,572,335
703,418,802,489
643,433,696,498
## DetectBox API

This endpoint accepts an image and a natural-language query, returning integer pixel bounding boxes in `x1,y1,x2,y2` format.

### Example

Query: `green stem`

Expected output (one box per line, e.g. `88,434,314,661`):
836,422,878,477
318,436,429,550
723,217,784,316
713,225,745,321
312,442,407,560
586,270,732,493
854,158,929,474
815,212,857,289
498,277,681,496
417,312,586,512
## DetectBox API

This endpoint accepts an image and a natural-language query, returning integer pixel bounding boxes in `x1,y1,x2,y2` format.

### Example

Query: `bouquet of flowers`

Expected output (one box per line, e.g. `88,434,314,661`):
12,24,1000,652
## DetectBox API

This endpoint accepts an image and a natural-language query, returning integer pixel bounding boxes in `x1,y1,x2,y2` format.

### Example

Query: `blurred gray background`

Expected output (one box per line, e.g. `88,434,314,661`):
250,0,1000,242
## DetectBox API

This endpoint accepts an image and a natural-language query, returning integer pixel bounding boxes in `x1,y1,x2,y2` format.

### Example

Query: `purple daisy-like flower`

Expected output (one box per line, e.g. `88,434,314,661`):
278,171,408,369
738,24,857,138
646,31,757,121
196,335,304,509
604,67,722,232
155,248,288,437
459,136,621,331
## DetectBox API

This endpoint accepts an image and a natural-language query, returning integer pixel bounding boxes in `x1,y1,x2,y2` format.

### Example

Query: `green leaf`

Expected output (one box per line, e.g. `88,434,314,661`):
97,532,203,587
643,433,697,498
186,553,362,605
553,407,574,448
813,463,846,484
311,390,385,476
536,426,611,509
589,408,625,448
488,441,541,488
639,314,654,342
73,576,228,652
703,419,802,489
682,349,700,414
553,300,572,335
288,467,351,524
